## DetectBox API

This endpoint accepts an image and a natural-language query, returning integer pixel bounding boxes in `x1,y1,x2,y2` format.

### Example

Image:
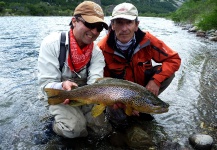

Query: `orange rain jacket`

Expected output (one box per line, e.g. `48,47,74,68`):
98,29,181,87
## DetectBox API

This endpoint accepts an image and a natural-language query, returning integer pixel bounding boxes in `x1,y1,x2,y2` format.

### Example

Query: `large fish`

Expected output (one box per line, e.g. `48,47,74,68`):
45,78,169,117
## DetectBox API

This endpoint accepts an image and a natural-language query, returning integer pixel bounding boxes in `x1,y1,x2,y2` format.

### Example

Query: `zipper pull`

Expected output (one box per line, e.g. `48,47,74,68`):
64,62,81,78
73,70,81,78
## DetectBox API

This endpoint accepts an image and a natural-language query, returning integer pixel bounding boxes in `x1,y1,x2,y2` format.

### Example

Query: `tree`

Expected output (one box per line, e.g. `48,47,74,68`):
0,1,5,13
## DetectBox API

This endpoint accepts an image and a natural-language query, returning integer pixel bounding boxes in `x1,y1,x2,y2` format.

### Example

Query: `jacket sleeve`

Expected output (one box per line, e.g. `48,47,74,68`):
38,32,62,92
147,32,181,85
87,42,105,85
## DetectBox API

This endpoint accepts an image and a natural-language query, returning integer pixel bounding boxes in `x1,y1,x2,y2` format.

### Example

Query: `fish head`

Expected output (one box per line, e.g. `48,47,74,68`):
132,95,170,114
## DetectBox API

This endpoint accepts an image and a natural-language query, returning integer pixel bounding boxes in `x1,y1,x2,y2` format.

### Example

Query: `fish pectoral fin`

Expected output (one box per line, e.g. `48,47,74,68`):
125,105,133,116
91,104,106,118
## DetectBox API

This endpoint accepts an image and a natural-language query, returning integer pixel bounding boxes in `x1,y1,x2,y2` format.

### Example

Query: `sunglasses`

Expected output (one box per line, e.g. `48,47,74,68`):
76,17,104,32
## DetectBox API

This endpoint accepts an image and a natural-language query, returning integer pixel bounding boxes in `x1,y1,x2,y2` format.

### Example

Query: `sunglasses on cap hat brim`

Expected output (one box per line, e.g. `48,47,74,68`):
69,16,107,32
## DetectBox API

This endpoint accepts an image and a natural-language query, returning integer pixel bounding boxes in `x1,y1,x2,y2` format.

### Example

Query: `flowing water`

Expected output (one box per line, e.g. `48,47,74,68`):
0,16,216,150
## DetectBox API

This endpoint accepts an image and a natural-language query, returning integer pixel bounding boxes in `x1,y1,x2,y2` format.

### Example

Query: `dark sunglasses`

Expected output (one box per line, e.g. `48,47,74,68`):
76,17,104,32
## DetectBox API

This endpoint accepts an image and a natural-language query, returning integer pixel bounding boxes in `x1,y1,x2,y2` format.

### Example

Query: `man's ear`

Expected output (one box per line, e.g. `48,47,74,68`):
71,17,77,26
135,21,140,31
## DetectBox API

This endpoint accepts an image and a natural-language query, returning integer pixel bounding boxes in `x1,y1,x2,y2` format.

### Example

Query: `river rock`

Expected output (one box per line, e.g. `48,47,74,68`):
208,36,217,41
126,126,154,148
189,134,213,150
158,141,182,150
188,26,198,32
196,30,206,37
108,131,127,147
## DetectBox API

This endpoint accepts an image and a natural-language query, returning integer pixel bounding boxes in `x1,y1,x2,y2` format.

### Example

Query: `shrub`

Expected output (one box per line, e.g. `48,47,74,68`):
197,9,217,30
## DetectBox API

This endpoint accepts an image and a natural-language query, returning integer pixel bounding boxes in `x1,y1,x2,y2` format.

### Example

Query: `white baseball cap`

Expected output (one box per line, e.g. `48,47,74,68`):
111,3,138,20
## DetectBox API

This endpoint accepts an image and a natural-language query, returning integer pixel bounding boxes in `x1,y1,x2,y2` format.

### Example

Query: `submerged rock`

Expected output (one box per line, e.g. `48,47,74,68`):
126,126,154,148
189,134,213,150
158,141,183,150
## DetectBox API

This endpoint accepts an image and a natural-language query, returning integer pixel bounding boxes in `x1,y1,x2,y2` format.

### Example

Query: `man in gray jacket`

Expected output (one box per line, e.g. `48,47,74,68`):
38,1,111,138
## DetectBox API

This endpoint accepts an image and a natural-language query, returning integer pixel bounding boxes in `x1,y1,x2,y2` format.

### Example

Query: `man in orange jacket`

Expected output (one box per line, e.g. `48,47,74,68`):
98,3,181,121
98,2,181,97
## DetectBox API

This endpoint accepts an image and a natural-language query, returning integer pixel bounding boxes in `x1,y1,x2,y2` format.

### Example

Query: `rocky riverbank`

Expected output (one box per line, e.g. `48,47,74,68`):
177,23,217,42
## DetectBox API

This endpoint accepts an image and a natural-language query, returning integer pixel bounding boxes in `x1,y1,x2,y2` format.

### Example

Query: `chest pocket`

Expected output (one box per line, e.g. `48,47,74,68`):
106,55,128,79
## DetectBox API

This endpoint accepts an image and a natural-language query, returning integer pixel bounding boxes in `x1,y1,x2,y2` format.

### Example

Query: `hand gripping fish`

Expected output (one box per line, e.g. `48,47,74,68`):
45,78,169,117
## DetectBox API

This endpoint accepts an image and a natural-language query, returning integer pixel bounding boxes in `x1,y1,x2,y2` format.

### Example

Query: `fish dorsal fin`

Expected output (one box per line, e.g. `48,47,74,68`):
95,77,113,83
95,78,135,86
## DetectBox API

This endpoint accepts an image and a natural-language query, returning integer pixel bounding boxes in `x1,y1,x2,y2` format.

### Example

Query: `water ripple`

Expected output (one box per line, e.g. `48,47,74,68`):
0,16,216,149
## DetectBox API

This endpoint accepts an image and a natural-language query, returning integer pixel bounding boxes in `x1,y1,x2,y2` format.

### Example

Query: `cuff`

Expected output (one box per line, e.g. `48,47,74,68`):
45,82,63,90
153,78,161,87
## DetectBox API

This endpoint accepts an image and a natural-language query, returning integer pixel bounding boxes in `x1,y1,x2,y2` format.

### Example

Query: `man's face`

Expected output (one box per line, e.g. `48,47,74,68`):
112,18,139,43
72,17,100,48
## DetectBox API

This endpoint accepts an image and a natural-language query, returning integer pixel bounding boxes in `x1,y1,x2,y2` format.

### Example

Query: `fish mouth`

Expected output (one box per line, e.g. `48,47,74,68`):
138,105,169,114
151,106,169,114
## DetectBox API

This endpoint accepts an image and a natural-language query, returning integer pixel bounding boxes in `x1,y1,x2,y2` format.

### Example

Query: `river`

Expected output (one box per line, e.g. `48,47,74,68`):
0,16,216,150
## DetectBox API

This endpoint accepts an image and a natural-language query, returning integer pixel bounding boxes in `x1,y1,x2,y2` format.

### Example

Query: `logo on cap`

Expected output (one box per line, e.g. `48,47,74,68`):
118,8,128,12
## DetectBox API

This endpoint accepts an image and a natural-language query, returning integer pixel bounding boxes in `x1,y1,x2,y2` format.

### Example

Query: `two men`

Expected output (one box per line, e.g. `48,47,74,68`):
38,2,181,139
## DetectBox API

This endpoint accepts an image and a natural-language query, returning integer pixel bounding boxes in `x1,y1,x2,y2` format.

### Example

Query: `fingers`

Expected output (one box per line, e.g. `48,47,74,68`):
147,89,158,96
112,102,125,109
112,103,139,116
62,81,78,104
63,99,70,104
132,110,140,116
62,80,78,91
145,80,159,96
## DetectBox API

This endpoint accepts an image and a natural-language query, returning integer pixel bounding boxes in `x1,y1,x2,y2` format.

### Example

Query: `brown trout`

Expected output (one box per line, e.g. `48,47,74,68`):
45,78,169,117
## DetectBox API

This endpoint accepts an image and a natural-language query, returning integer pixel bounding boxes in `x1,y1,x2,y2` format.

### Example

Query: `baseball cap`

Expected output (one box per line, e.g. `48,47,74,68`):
111,3,138,20
69,1,108,30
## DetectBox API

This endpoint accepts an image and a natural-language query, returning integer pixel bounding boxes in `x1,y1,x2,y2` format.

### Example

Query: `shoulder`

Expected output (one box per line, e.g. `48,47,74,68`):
90,42,104,60
41,32,61,46
93,42,103,54
97,34,109,48
39,32,63,57
142,31,161,42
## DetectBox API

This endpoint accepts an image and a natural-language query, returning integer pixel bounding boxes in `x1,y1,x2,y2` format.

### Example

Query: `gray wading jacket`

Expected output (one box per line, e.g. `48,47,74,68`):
38,31,105,94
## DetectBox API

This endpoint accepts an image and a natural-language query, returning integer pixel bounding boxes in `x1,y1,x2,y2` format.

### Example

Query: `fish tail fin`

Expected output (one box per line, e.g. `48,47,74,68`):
44,88,65,105
91,104,106,117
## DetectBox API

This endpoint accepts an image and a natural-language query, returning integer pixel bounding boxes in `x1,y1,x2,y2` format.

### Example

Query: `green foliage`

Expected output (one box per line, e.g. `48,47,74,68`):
26,2,56,16
197,9,217,30
8,2,27,15
1,0,178,16
171,0,217,30
133,0,177,14
0,1,5,13
171,0,199,23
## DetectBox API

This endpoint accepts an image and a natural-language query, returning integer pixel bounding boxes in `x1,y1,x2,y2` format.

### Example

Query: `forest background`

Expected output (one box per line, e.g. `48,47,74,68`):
0,0,216,31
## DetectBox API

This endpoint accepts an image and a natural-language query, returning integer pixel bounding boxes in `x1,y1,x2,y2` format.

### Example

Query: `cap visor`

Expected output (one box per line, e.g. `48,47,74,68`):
82,15,108,30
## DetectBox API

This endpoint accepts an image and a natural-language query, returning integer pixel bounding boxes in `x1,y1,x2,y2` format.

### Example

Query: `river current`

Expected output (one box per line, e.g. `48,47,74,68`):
0,16,216,149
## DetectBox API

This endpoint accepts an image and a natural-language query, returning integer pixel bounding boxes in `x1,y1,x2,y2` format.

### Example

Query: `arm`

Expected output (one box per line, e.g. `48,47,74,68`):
148,32,181,86
38,32,62,92
38,32,77,93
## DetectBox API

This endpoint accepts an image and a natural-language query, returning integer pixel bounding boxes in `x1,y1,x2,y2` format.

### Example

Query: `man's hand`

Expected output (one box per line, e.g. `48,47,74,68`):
62,80,78,104
112,102,140,116
63,99,70,104
62,80,78,91
145,80,160,96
